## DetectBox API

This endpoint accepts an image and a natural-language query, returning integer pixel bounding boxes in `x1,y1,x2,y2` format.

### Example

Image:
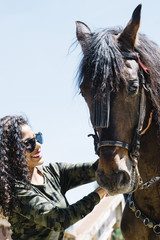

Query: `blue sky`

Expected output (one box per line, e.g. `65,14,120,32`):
0,0,160,203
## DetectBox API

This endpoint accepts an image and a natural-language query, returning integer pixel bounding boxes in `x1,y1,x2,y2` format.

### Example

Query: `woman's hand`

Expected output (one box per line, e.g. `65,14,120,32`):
94,186,109,200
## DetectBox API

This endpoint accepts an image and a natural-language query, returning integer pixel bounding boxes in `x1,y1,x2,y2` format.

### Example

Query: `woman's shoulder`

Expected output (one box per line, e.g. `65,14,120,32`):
38,162,65,179
40,162,73,174
41,162,60,173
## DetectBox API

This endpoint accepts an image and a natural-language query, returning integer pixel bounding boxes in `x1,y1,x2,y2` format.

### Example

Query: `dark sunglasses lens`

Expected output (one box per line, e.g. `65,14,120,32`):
25,138,36,153
36,132,43,144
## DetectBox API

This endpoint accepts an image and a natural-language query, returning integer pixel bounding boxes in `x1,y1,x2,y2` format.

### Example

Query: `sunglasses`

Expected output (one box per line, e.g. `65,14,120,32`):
23,132,43,153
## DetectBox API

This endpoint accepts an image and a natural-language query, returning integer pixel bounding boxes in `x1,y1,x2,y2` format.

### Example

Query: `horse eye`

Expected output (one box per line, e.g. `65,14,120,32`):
128,79,139,95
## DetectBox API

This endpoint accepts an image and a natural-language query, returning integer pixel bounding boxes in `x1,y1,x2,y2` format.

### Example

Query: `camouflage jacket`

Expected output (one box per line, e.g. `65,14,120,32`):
9,160,100,240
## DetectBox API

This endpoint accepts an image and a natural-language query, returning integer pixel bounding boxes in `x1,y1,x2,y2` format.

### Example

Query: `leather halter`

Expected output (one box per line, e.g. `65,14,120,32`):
88,51,152,193
89,51,151,160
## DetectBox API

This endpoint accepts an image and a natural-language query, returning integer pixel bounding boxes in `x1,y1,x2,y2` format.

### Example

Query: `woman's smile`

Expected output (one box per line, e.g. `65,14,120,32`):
32,149,42,159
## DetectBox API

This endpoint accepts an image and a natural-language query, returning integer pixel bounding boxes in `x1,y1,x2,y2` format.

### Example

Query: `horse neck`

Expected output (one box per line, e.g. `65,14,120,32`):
134,120,160,220
140,120,160,180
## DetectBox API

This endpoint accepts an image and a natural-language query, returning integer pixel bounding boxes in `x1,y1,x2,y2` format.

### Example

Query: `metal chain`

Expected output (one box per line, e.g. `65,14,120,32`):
139,177,160,190
128,193,160,234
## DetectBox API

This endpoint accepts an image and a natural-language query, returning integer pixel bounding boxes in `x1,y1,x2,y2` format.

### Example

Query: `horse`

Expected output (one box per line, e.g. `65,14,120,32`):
76,4,160,240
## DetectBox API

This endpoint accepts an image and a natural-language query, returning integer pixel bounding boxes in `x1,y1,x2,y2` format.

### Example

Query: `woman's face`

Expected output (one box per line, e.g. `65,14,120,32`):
21,124,44,169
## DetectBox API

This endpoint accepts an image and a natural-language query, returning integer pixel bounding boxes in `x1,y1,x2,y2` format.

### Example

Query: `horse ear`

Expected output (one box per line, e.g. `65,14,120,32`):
118,4,142,50
76,21,91,52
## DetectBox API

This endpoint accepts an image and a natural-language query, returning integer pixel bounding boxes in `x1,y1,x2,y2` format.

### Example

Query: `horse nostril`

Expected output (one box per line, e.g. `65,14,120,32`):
114,168,119,174
116,171,129,186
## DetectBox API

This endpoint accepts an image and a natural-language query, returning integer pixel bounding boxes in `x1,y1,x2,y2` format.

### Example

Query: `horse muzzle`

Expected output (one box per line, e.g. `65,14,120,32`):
96,148,140,195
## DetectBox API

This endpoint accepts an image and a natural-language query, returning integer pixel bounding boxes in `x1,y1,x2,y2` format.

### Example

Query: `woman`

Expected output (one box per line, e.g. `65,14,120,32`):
0,115,107,240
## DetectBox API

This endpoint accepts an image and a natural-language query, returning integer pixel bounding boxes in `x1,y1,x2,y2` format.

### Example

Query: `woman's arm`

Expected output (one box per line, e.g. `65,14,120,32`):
55,160,99,193
16,186,100,232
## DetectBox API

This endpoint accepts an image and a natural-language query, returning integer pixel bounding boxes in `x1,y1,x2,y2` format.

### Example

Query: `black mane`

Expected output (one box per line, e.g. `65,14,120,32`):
78,28,126,97
77,27,160,129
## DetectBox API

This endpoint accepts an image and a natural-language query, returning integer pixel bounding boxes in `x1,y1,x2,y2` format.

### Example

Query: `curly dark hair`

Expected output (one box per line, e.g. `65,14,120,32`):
0,115,31,217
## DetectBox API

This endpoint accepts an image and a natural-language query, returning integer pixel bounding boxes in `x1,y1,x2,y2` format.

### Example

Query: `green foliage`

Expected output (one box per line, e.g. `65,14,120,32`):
112,228,123,240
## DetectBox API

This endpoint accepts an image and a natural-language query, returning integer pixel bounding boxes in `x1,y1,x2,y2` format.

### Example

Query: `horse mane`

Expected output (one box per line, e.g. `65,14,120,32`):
77,27,160,131
78,28,126,97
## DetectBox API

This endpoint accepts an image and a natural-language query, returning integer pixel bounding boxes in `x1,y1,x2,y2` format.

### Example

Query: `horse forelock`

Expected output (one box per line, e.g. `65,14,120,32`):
78,27,126,99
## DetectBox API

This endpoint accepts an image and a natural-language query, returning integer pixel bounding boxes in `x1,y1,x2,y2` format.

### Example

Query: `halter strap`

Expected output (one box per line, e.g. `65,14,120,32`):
137,56,149,74
89,52,151,156
121,51,138,60
93,79,149,154
97,140,130,151
122,51,150,74
90,108,153,153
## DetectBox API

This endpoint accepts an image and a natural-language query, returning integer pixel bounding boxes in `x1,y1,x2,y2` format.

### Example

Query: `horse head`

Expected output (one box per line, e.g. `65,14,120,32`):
76,5,154,195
